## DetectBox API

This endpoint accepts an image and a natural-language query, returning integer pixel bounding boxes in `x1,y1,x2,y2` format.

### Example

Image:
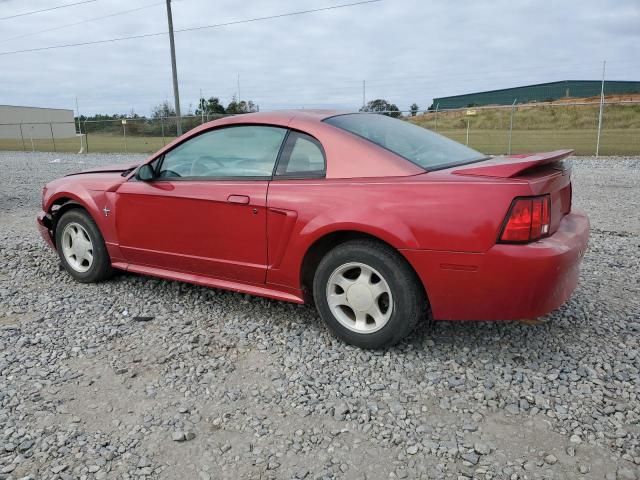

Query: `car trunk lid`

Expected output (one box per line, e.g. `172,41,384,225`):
452,150,573,235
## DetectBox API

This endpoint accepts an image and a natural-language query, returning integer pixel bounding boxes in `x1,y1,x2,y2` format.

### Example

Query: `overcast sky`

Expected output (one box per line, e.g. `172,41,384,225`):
1,0,639,116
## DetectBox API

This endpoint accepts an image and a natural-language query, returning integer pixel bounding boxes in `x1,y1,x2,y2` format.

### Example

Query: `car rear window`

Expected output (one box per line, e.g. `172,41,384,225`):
324,113,487,171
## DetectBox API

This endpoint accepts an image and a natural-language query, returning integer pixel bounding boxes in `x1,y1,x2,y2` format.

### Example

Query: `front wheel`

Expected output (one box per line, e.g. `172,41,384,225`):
55,208,113,283
313,240,427,349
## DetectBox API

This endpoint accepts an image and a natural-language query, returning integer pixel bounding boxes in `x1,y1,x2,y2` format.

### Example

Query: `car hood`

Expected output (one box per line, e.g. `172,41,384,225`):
65,161,140,176
44,162,138,197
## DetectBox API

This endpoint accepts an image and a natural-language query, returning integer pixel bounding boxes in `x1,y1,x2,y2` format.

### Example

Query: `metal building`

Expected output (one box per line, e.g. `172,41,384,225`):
0,105,76,139
430,80,640,109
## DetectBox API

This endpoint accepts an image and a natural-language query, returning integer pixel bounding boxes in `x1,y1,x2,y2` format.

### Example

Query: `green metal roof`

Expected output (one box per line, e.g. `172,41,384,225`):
430,80,640,109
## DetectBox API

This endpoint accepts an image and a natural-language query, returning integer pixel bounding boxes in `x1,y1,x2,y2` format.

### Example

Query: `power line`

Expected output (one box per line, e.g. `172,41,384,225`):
175,0,382,34
230,63,640,100
0,0,382,56
228,63,605,95
0,2,164,44
159,64,613,99
70,60,637,103
0,0,97,21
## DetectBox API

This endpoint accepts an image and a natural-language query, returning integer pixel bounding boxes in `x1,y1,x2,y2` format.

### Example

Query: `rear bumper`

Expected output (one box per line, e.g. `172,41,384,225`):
402,209,590,321
36,211,55,249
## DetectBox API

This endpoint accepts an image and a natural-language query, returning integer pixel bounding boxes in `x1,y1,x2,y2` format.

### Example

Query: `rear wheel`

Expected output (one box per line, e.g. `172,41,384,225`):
313,239,427,348
55,209,113,283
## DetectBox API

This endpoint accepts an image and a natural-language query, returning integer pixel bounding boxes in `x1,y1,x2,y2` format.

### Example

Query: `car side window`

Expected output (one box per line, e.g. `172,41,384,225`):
275,131,326,178
157,125,287,179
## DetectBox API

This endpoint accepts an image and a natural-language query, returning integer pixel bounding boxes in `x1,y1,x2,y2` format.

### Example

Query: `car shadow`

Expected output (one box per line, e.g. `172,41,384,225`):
110,269,605,361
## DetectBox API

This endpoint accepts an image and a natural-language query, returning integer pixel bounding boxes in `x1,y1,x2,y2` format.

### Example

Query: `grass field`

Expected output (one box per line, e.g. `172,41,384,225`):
1,128,637,156
409,102,640,130
435,128,640,155
1,100,639,156
406,101,640,155
0,135,176,155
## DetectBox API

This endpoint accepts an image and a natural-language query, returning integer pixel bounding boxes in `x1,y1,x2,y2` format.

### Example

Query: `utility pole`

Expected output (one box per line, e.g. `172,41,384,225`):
595,60,606,157
165,0,182,135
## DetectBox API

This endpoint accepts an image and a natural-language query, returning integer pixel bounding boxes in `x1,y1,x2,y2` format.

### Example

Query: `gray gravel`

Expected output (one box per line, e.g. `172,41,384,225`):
1,151,639,479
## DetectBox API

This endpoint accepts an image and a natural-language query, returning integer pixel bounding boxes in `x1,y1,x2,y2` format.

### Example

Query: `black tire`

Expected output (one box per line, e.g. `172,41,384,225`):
313,239,427,349
55,208,113,283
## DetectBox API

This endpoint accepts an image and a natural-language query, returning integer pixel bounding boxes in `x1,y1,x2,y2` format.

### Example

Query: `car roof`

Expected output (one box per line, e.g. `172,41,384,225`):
212,109,346,126
146,110,424,179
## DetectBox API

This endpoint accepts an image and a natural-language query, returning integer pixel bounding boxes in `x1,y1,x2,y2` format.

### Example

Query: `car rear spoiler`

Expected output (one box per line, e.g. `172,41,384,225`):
452,149,574,178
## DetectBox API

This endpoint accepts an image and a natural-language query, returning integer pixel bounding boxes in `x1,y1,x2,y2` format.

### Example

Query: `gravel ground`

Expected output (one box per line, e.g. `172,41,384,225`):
0,151,639,480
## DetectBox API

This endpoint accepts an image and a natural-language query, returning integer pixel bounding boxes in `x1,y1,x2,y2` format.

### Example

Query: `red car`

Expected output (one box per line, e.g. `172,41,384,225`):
37,111,589,348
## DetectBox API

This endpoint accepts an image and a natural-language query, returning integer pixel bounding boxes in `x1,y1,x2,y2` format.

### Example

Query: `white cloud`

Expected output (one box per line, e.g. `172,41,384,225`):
0,0,638,115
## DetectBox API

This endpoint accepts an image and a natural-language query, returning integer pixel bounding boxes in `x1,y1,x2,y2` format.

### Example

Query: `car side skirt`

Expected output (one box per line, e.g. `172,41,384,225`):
111,262,305,304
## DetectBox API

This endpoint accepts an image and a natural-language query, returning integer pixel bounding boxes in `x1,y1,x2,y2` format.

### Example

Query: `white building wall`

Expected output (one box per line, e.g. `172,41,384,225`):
0,105,76,139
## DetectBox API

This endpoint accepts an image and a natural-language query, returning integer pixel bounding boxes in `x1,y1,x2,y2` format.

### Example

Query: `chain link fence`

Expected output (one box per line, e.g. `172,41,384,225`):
81,113,230,154
408,100,640,156
0,113,232,154
0,121,81,153
0,102,638,156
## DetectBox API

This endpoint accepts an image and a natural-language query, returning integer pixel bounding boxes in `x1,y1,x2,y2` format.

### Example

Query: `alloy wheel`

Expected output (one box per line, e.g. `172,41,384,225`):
326,262,393,334
61,222,94,273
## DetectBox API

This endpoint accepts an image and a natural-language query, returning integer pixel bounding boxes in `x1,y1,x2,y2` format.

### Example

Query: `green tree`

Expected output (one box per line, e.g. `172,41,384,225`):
195,97,226,117
225,96,259,114
410,103,419,116
360,99,401,118
151,100,176,119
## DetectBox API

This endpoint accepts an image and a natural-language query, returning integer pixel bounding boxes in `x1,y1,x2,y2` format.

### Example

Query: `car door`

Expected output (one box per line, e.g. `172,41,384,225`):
265,131,328,287
114,125,288,284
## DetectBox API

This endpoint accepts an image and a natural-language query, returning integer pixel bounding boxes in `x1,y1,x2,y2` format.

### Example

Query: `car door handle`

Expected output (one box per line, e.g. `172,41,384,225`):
227,194,250,205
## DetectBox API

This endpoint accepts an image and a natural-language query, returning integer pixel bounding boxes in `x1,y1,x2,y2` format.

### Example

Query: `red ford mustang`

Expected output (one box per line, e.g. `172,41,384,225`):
37,111,589,348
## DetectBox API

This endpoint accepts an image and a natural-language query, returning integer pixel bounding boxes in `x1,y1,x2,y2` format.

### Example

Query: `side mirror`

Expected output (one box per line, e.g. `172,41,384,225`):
136,164,155,181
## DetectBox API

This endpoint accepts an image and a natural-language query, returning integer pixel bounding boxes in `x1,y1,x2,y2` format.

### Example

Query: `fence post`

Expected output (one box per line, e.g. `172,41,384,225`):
596,60,606,157
84,120,90,153
122,120,128,153
30,126,35,152
434,103,439,131
77,118,84,154
161,116,166,146
49,123,57,152
508,98,517,155
19,123,26,151
465,118,470,145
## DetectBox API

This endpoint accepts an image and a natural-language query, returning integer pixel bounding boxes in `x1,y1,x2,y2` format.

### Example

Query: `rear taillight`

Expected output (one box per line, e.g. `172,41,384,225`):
499,195,551,243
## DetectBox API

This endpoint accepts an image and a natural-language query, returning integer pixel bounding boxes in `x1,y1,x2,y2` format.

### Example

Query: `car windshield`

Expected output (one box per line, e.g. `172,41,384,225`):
324,113,487,170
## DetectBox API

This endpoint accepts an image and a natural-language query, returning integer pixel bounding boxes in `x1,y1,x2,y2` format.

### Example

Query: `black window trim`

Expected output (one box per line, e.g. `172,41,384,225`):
271,129,327,180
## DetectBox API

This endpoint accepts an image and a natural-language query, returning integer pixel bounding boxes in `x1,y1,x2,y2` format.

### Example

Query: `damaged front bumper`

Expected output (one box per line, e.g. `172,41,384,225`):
36,211,55,249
